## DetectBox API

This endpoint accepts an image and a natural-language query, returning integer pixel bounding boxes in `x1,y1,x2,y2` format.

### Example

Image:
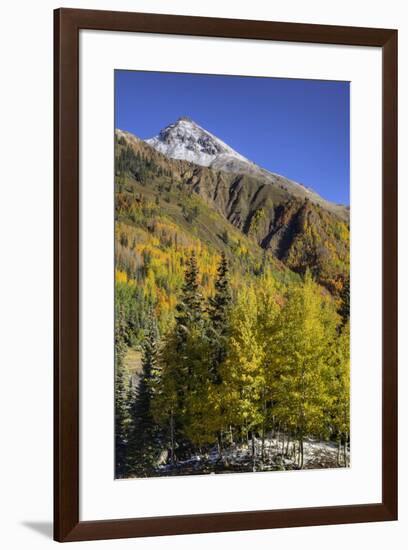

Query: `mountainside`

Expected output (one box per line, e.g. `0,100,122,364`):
115,127,349,295
145,117,348,220
114,121,350,480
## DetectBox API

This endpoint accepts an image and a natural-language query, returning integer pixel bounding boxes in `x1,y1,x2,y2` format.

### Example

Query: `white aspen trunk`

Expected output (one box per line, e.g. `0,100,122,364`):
337,437,341,467
252,434,256,472
343,433,348,467
170,410,175,465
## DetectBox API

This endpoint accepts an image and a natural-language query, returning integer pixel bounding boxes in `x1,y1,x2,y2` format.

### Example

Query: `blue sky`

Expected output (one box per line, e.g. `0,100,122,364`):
115,71,349,205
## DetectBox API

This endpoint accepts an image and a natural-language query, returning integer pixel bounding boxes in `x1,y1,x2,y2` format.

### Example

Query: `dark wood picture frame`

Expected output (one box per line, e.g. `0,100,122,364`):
54,7,398,542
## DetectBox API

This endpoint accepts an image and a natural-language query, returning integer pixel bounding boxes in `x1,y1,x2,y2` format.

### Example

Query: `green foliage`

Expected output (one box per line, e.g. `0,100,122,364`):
114,305,131,477
127,314,162,475
329,322,350,466
175,252,205,339
116,144,162,184
182,203,200,223
338,276,350,325
248,207,266,238
207,252,232,383
151,253,212,457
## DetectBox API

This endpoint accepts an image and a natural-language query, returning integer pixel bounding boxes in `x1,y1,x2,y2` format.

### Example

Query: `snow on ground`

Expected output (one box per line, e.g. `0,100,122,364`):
154,435,349,477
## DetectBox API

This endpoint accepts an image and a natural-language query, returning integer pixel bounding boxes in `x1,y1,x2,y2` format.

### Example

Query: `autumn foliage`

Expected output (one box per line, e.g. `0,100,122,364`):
114,134,350,477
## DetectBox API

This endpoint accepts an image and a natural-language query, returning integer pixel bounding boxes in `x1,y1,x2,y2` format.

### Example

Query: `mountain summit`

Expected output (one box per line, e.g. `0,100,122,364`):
145,117,251,171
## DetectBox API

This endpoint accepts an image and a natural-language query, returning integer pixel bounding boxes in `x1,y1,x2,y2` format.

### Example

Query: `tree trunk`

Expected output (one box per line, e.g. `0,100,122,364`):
291,441,296,460
217,432,223,460
170,411,175,465
337,437,341,467
261,424,265,463
261,392,266,463
343,433,348,467
299,437,304,469
251,433,256,472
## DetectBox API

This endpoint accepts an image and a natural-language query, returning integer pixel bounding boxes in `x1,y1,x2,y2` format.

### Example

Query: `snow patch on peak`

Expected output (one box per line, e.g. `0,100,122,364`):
145,117,250,169
177,115,194,123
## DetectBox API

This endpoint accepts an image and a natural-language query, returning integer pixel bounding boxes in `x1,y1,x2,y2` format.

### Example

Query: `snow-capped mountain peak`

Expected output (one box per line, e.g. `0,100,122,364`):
142,117,347,218
145,117,251,170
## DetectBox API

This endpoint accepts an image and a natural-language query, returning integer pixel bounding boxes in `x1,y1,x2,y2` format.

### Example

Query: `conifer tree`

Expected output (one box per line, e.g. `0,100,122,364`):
127,314,161,475
175,251,204,342
208,252,232,383
339,276,350,326
115,305,130,477
179,324,216,448
330,321,350,466
209,252,231,328
152,251,208,461
203,253,233,454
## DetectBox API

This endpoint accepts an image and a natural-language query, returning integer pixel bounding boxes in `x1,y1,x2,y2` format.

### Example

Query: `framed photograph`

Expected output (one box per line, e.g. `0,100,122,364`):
54,8,397,542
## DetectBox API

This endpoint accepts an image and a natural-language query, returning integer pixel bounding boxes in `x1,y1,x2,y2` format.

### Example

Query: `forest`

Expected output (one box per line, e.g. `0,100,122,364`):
114,134,350,478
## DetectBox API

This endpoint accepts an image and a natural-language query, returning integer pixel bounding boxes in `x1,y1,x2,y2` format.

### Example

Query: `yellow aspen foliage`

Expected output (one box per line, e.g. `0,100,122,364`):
270,272,340,466
220,286,265,432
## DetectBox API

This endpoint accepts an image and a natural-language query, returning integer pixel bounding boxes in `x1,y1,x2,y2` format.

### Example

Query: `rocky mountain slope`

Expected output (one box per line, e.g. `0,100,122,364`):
115,125,349,295
145,117,348,220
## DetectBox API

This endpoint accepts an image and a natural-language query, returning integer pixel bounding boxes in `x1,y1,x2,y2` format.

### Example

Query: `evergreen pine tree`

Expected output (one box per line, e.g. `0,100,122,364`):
339,276,350,326
208,252,232,383
114,305,130,477
329,321,350,466
151,331,180,464
174,251,206,414
127,314,161,475
209,252,231,329
174,251,204,344
152,251,207,461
